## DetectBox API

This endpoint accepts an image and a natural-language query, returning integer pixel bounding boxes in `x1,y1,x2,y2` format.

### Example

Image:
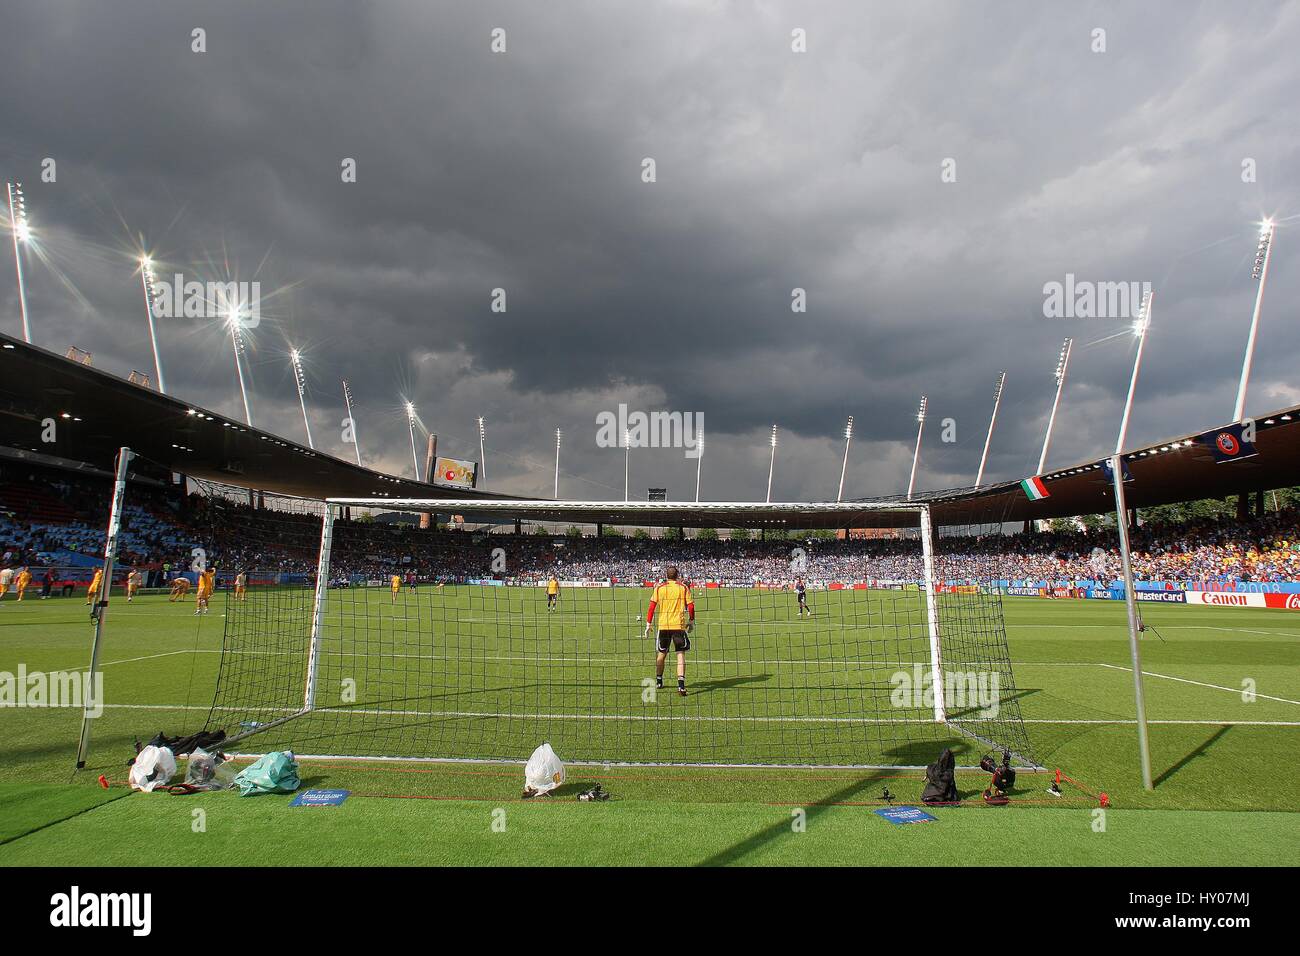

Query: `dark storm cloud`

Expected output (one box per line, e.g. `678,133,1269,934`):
1,0,1297,503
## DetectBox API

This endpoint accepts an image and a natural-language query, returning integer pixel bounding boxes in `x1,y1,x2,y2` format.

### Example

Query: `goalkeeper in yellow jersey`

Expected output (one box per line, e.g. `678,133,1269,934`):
643,565,695,697
546,575,559,612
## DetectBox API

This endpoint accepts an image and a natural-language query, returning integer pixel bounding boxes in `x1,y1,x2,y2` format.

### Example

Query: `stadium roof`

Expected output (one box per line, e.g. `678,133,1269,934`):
2,330,1297,528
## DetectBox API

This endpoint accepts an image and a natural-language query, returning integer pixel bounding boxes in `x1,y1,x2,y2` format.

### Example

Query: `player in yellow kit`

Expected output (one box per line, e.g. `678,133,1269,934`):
169,577,191,601
391,574,402,604
195,568,216,615
643,565,695,697
15,567,31,601
126,568,142,602
86,568,104,606
546,575,559,612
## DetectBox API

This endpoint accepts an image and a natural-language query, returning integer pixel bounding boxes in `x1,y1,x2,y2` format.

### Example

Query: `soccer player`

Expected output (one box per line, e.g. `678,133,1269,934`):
0,565,12,601
169,577,191,601
86,567,103,606
16,566,32,601
234,571,247,601
390,573,402,604
795,577,811,617
546,575,559,612
126,568,142,602
195,568,216,615
643,565,695,697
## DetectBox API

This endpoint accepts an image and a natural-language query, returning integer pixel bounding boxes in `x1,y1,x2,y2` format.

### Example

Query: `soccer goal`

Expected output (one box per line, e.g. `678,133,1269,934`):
200,496,1037,769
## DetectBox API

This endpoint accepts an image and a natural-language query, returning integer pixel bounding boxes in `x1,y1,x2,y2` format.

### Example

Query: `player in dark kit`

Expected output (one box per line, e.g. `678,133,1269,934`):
795,578,811,617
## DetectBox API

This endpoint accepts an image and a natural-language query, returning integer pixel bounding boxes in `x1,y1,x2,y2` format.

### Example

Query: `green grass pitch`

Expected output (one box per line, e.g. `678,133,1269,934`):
0,586,1297,866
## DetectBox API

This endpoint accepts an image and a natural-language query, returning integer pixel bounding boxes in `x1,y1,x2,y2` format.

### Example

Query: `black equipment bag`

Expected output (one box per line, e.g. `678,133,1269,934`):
920,747,958,804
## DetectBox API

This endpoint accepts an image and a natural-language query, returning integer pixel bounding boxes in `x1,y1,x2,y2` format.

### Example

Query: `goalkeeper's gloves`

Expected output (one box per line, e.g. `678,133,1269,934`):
686,621,694,635
643,622,652,639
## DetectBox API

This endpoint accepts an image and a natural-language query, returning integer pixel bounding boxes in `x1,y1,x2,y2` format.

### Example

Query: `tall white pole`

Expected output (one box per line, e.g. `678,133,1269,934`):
290,349,313,448
975,372,1006,488
553,428,562,499
623,428,631,503
477,417,487,489
7,182,31,343
342,380,363,466
405,402,420,479
1038,338,1072,475
907,396,927,500
766,424,778,504
1233,220,1275,422
694,430,703,503
139,257,167,393
836,416,853,503
1111,452,1154,790
229,320,253,427
1115,292,1153,456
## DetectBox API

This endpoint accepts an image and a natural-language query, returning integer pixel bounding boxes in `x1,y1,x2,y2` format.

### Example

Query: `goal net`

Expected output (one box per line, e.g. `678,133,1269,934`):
198,496,1037,769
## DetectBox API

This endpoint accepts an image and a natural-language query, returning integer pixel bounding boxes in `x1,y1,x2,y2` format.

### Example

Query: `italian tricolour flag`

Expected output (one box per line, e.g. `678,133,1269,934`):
1020,476,1049,501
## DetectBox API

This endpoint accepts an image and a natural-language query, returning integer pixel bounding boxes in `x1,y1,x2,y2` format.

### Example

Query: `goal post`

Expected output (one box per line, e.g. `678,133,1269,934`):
205,496,1036,769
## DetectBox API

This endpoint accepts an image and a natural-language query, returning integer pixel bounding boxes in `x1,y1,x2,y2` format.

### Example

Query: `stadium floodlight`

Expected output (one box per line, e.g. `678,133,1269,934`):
623,427,631,503
138,254,167,394
1115,291,1153,455
766,424,778,504
7,182,31,343
224,307,254,427
975,372,1006,488
907,397,927,500
836,416,854,502
405,401,421,479
694,429,703,503
553,428,562,499
1037,338,1072,475
477,416,487,489
290,348,313,449
1233,219,1276,422
342,379,363,466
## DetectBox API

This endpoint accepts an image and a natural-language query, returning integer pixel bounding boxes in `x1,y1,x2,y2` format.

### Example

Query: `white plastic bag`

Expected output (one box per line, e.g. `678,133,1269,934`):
129,745,177,792
523,742,565,796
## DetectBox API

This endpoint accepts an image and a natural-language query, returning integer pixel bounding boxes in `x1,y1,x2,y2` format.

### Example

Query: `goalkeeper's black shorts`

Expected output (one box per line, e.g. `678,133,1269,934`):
656,630,690,653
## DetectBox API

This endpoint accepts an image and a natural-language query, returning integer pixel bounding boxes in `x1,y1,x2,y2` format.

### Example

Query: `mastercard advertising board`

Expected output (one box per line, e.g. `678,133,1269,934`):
432,456,478,489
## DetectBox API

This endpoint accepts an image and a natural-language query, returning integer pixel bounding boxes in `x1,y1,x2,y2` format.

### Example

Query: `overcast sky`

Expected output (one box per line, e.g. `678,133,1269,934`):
2,0,1297,503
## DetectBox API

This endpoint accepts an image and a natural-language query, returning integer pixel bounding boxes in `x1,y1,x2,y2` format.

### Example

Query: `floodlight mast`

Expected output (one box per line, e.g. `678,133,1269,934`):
765,424,778,504
477,417,487,490
7,182,31,343
405,402,420,479
342,379,363,466
694,430,703,503
1115,292,1153,456
290,348,313,449
227,313,254,427
553,428,562,499
1233,219,1275,422
975,372,1006,488
139,256,167,394
1037,338,1072,475
836,416,853,503
907,397,927,500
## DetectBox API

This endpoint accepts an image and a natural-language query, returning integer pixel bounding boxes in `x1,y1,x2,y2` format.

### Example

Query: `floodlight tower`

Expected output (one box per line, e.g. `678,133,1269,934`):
1037,338,1072,475
138,256,167,394
342,379,363,466
907,397,927,500
1233,219,1276,422
553,428,562,499
225,309,254,427
836,415,854,503
975,372,1006,488
1115,291,1154,456
290,349,313,448
694,429,704,503
405,401,421,479
477,417,487,489
623,427,631,503
766,425,779,503
7,182,31,343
